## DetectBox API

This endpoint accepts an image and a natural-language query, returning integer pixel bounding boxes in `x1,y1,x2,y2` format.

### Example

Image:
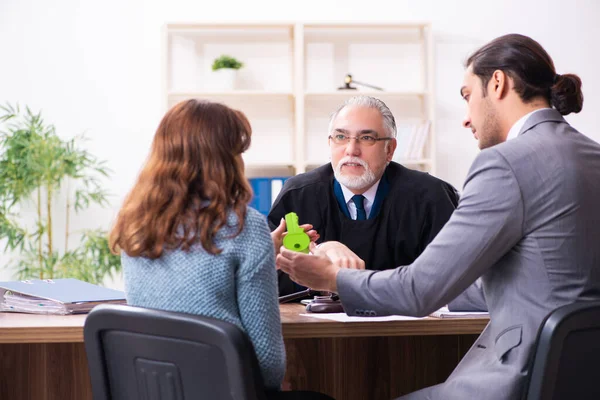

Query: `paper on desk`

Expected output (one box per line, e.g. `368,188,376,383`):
430,306,489,319
300,313,421,322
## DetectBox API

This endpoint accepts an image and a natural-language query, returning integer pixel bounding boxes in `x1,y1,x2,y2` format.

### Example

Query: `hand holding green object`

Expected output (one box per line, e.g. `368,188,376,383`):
282,212,310,253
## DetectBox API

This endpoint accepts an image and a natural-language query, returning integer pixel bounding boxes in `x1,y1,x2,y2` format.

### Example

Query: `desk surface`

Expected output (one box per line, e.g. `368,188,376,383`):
0,304,488,343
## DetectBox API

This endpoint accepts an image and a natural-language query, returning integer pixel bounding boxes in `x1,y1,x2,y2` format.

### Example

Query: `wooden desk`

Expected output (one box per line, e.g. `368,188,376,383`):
0,305,488,400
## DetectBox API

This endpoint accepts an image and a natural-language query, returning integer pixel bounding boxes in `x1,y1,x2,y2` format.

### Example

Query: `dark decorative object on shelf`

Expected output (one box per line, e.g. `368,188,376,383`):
337,74,384,91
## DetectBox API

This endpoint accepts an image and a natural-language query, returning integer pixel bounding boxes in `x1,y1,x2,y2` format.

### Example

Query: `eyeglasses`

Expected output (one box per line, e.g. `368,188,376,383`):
328,134,393,147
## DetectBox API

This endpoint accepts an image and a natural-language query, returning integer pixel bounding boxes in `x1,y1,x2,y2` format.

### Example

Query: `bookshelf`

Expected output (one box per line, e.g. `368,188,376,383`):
163,22,436,178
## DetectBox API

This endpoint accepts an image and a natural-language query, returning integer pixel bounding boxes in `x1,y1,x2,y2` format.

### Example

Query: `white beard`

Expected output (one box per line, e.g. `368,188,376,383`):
333,156,377,190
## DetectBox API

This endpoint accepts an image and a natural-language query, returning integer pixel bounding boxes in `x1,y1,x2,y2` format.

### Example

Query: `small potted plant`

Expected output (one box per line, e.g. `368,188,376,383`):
211,55,244,91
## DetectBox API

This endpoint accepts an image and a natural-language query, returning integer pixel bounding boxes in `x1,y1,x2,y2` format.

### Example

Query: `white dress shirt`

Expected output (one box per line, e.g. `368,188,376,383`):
506,108,550,141
339,179,381,220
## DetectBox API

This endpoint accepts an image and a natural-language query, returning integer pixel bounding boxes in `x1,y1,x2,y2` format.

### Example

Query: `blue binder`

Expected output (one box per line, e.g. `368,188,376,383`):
249,177,289,216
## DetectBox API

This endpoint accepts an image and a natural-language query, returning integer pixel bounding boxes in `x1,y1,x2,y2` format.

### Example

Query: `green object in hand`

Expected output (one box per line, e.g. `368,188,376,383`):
282,212,310,253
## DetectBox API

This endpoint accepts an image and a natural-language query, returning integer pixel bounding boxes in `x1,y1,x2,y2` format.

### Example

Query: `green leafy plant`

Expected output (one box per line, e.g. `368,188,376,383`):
0,103,120,284
211,55,244,71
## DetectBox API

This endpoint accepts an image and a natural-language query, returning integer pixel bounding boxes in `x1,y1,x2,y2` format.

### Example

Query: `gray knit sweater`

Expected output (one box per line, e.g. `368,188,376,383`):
122,207,286,389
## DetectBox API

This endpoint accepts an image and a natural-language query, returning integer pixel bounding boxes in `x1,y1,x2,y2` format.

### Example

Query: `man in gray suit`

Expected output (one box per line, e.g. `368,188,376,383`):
276,33,600,399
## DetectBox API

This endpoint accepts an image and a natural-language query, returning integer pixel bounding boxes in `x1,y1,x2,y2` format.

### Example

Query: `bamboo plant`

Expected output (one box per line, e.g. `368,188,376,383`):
0,103,120,284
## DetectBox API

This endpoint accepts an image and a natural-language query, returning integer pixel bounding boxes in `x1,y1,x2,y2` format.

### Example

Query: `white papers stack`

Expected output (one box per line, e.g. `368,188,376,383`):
300,313,421,322
430,306,489,319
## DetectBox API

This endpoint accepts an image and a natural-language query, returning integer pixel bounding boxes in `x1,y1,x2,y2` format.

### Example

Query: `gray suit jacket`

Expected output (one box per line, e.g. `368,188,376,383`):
337,109,600,400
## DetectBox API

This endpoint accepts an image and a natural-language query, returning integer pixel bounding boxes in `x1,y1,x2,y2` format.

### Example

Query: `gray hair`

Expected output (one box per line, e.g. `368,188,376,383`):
328,95,397,138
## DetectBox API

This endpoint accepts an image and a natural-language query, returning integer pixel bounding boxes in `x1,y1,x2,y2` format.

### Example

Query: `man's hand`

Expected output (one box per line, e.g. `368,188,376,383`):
276,246,340,292
271,218,319,262
315,241,365,270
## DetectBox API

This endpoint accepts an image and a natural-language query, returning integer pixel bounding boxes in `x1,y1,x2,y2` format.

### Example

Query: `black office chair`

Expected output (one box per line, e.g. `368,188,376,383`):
84,303,269,400
525,301,600,400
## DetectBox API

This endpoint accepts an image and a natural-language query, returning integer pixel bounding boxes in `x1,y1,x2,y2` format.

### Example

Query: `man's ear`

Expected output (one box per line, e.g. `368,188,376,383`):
490,70,509,99
386,138,397,162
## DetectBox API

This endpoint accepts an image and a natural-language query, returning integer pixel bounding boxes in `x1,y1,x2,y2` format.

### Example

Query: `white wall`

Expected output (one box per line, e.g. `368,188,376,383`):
1,0,599,284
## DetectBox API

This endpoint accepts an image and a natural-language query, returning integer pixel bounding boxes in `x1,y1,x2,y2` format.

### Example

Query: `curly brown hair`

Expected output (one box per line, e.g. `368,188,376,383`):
110,99,253,258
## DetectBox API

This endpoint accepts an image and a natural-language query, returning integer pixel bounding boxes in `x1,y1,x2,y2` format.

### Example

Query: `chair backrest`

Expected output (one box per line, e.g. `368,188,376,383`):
84,304,267,400
525,301,600,400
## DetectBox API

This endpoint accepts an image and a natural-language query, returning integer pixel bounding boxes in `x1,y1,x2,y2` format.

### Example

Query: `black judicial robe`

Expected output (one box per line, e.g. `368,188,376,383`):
268,162,459,296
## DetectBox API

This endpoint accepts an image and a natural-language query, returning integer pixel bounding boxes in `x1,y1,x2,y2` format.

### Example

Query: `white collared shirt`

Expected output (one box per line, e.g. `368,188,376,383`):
339,180,381,220
506,108,549,141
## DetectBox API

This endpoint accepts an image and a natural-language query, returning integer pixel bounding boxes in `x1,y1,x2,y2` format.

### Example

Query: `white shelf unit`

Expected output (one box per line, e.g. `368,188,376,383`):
163,22,435,177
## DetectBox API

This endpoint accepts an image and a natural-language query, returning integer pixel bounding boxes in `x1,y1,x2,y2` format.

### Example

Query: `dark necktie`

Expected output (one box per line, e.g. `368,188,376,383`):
351,194,367,221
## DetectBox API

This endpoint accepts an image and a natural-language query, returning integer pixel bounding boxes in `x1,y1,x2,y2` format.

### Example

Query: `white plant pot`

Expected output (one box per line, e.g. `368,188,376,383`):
211,68,237,91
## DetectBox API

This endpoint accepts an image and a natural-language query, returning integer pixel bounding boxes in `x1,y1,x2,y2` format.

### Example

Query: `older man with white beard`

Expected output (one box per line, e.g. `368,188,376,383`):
269,96,460,296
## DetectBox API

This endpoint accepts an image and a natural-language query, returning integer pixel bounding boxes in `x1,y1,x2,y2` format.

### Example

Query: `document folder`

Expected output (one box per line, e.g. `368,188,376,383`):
0,278,126,315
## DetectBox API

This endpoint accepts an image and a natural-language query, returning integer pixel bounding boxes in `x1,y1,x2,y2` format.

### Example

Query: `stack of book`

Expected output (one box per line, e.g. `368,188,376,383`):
393,121,431,161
